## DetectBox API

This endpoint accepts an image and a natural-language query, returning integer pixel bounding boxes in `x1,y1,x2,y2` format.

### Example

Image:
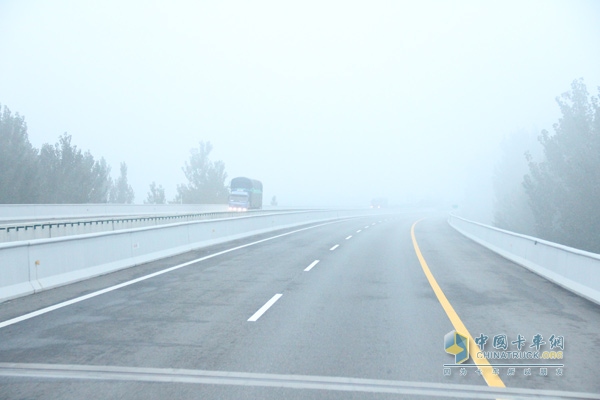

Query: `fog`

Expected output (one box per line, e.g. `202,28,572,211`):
1,1,599,212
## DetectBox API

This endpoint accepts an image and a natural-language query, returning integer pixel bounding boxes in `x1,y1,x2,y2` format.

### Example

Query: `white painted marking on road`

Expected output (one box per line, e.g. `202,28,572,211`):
379,220,382,223
330,244,339,251
356,229,362,233
345,235,352,240
247,294,282,322
365,226,370,229
371,223,376,226
304,260,320,272
0,219,350,330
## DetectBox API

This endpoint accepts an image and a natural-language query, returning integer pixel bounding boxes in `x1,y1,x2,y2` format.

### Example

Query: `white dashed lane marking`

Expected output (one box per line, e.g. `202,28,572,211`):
304,260,320,272
248,294,282,322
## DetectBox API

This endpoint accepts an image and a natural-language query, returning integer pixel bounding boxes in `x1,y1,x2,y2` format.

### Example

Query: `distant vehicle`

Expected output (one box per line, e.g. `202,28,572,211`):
228,177,263,211
370,197,388,209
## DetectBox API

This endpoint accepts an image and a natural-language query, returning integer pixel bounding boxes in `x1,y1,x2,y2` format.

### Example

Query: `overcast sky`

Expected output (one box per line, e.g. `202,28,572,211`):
1,0,599,209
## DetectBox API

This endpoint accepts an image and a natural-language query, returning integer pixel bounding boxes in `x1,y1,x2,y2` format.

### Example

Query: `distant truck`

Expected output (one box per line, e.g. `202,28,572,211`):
228,177,263,211
370,197,388,209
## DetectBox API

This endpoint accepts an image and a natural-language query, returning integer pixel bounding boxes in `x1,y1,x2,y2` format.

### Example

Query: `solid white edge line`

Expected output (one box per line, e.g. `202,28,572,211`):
247,294,282,322
345,235,352,240
0,219,350,330
329,244,339,251
304,260,320,272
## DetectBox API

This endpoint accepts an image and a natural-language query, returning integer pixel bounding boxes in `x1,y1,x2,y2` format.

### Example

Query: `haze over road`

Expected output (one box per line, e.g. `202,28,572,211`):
0,212,598,399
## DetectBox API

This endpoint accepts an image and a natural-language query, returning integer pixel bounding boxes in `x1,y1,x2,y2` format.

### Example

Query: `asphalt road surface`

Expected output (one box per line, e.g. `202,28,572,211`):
0,212,599,399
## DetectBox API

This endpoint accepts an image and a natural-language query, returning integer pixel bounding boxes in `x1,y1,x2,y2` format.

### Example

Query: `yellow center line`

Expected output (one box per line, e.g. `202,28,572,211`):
410,219,506,388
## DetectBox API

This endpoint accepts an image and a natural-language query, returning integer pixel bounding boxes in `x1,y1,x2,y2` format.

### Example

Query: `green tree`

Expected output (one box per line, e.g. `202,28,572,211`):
0,105,39,203
38,134,112,203
88,157,113,203
145,181,166,204
493,130,539,236
110,162,135,204
523,79,600,252
175,141,228,203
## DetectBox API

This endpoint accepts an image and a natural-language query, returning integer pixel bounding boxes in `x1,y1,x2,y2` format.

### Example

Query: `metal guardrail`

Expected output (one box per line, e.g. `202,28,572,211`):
0,210,290,243
0,204,229,221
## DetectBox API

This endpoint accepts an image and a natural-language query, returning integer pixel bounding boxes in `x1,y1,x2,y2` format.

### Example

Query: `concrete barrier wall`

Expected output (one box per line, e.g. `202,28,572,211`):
448,213,600,305
0,245,32,302
0,210,369,303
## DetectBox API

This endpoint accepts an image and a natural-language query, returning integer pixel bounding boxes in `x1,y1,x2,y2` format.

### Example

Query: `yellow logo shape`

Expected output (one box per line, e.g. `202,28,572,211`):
445,330,469,364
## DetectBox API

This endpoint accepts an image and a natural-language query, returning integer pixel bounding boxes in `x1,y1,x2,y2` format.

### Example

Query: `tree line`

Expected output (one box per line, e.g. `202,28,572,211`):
494,79,600,253
0,106,133,204
0,104,228,205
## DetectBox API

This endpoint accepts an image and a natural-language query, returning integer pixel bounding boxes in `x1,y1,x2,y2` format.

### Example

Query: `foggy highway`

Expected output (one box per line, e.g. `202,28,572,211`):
2,2,599,398
0,212,598,399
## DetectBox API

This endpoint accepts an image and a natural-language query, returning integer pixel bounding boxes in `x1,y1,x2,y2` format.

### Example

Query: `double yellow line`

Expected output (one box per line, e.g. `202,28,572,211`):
411,220,505,388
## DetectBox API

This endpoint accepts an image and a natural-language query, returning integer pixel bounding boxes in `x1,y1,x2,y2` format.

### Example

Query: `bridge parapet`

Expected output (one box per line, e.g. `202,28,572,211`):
448,213,600,306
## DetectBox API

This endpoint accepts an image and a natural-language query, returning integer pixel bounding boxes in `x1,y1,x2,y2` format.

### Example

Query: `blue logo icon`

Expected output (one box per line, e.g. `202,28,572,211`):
445,330,469,364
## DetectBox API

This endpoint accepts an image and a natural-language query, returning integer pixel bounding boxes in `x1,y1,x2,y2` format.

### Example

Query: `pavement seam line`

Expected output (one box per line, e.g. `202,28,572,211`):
2,362,596,398
410,219,506,388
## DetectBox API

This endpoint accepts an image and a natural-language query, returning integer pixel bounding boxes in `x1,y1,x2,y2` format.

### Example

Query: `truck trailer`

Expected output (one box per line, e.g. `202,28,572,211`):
228,177,263,211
